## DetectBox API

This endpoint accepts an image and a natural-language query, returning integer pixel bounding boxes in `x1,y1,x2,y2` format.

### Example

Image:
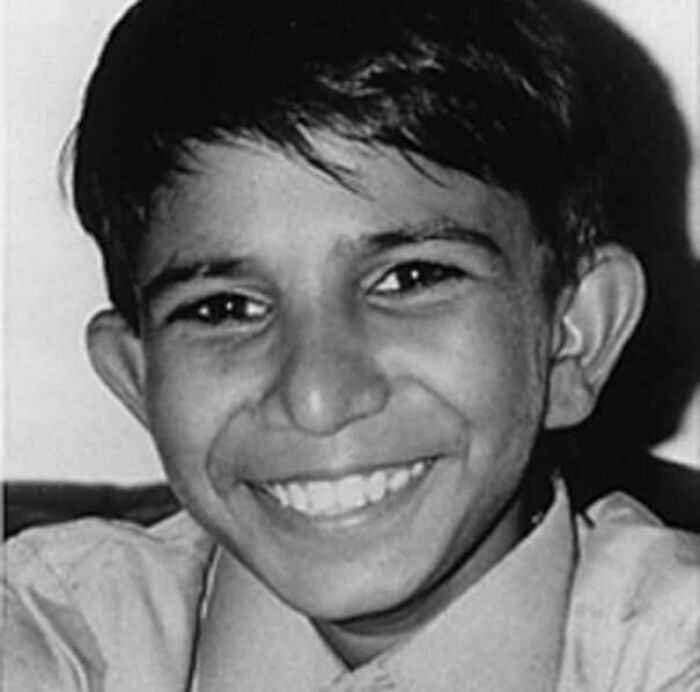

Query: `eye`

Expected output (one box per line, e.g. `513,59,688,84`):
370,261,467,296
167,292,272,327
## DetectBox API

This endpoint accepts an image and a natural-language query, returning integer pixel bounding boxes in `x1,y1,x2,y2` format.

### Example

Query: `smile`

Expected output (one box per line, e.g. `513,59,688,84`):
259,458,434,518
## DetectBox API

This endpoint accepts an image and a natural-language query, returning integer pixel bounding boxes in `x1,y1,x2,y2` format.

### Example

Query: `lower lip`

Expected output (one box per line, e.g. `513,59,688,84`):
248,458,441,536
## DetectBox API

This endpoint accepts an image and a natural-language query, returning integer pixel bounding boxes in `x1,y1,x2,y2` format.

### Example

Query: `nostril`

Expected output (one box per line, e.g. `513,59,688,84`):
267,345,391,436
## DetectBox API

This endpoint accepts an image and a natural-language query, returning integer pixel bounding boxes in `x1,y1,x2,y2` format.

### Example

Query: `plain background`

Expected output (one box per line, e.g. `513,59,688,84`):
4,0,699,483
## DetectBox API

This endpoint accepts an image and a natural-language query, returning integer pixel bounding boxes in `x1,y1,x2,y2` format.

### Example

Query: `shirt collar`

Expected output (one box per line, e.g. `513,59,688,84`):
196,480,576,692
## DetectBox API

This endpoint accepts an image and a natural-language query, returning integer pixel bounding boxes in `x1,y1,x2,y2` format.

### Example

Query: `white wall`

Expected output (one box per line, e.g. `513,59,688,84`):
6,0,162,482
4,0,699,483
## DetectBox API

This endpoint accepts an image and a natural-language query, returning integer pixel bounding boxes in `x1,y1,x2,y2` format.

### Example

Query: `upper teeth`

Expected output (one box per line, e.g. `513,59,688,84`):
263,459,430,517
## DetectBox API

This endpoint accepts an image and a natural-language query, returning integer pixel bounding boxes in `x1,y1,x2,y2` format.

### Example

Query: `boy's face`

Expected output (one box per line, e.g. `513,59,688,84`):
133,136,557,623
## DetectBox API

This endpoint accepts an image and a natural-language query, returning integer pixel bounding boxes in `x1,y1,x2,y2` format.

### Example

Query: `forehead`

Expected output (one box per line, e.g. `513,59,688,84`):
143,136,539,277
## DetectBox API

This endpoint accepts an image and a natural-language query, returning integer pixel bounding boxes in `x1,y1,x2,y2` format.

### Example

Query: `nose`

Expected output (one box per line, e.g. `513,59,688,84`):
262,305,391,436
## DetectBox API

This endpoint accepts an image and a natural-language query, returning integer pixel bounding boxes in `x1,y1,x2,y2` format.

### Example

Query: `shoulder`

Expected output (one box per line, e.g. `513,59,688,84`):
6,512,213,616
7,510,212,579
559,492,700,691
4,513,215,691
575,492,700,621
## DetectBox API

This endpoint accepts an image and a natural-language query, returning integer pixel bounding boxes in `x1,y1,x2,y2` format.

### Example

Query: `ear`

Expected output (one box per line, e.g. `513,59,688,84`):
544,244,646,429
86,310,149,428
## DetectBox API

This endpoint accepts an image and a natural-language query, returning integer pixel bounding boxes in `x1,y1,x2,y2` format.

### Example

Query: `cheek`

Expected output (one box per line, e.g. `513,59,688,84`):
141,339,258,475
397,297,550,450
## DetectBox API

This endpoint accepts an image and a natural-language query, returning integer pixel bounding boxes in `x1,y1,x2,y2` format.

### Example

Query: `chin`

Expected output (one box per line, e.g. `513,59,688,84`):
280,560,430,624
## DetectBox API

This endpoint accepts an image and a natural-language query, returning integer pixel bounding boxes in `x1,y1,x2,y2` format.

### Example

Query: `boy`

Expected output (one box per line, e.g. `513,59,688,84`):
5,0,699,689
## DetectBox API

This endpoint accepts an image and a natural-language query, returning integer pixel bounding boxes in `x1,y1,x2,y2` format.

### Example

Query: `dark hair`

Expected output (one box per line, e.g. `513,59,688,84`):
70,0,609,329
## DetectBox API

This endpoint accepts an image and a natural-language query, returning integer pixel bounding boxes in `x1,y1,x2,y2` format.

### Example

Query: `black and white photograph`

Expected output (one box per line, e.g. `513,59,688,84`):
4,1,699,689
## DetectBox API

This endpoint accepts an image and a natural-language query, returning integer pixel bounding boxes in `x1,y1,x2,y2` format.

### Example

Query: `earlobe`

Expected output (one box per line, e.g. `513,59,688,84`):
86,310,149,428
545,245,646,429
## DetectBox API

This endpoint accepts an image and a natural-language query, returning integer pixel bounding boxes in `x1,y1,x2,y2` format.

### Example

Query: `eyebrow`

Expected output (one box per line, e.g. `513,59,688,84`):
362,219,504,258
140,258,245,305
139,219,505,304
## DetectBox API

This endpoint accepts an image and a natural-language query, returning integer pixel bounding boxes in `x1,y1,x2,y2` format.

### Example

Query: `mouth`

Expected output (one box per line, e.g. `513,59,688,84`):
253,457,437,519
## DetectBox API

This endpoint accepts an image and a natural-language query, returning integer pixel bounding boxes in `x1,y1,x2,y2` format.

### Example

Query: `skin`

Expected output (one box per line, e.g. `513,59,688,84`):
131,135,561,664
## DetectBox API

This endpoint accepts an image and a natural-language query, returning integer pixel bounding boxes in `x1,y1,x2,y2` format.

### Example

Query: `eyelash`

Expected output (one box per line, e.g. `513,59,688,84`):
370,261,467,297
167,292,272,327
164,261,466,328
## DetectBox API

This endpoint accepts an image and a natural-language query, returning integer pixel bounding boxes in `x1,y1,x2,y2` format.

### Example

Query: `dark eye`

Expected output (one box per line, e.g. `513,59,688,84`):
371,261,466,296
168,292,271,326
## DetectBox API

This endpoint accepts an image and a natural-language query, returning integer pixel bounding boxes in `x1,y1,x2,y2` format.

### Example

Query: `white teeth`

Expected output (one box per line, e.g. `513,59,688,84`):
262,458,432,517
410,461,425,478
306,481,335,516
367,471,387,503
388,467,410,492
271,484,290,507
288,483,309,513
337,475,365,509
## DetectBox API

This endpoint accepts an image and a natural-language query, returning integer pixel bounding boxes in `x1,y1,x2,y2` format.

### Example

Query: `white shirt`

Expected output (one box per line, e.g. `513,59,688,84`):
4,484,699,691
